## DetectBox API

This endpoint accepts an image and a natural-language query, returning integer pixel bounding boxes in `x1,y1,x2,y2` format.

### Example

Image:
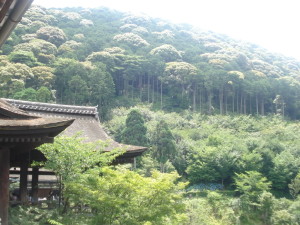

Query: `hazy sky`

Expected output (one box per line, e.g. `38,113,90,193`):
34,0,300,60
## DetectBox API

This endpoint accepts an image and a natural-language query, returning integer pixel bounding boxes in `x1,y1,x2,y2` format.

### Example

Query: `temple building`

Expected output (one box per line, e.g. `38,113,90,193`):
0,99,74,225
6,98,147,164
0,98,147,224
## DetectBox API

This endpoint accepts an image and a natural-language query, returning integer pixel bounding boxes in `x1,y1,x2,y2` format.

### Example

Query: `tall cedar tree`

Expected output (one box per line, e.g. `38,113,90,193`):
122,110,147,146
153,120,176,172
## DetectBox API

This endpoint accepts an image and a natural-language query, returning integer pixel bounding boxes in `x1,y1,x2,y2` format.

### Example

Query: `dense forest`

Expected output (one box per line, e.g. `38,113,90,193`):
2,5,300,225
1,5,300,119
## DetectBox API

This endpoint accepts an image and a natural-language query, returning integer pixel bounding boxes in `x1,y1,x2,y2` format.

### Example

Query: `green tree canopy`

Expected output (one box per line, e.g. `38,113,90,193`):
13,88,37,101
150,44,182,62
36,26,67,46
66,167,186,225
8,50,37,66
234,171,271,202
121,109,147,146
152,120,177,172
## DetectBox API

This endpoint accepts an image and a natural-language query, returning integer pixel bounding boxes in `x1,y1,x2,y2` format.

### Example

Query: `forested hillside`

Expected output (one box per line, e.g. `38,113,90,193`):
1,5,300,119
4,5,300,225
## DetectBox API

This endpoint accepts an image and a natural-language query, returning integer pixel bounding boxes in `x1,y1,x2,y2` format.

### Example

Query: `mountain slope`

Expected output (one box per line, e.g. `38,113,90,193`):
1,5,300,119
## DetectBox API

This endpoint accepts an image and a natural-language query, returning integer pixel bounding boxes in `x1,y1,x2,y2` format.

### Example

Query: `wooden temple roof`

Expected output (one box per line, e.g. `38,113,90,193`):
0,99,74,144
0,117,73,130
5,99,147,157
0,98,36,119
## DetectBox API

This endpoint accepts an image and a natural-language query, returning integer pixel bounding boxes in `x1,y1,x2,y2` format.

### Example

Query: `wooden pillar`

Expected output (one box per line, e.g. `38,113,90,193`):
133,157,137,170
20,159,29,204
31,167,39,204
0,147,10,225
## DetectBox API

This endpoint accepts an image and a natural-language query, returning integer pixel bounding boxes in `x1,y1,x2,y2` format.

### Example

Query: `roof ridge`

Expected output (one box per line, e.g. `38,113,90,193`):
0,98,38,119
4,98,98,116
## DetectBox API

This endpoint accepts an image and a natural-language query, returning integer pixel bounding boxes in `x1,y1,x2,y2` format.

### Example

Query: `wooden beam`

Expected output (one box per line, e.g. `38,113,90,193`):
0,147,10,225
19,157,29,204
10,170,55,176
0,0,13,24
31,167,39,204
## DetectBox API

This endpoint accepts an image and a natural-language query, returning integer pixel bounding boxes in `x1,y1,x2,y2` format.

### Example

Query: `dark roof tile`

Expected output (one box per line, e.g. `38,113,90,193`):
5,99,98,116
4,99,147,154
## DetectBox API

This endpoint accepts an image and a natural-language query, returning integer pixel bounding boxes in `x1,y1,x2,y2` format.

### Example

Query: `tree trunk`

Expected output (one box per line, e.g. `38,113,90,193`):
240,94,243,114
193,84,197,112
147,74,150,103
236,90,239,114
208,90,213,115
248,95,251,114
199,87,202,114
261,98,265,115
219,87,224,114
131,81,134,100
139,74,143,101
256,94,259,115
160,81,163,109
123,79,128,96
225,90,228,114
152,77,155,103
232,91,235,113
243,95,246,114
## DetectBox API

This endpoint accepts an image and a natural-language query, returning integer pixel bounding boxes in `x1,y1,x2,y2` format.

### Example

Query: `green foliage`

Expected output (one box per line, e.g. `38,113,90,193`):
31,66,55,88
3,5,300,119
36,26,67,46
9,206,90,225
289,173,300,199
122,109,147,146
53,58,89,104
107,107,300,194
269,150,300,190
36,86,54,102
13,88,37,101
14,39,58,64
34,134,186,225
87,65,115,121
234,171,271,202
9,206,55,225
4,6,300,223
271,209,294,225
257,191,275,225
36,135,124,214
113,32,150,50
68,75,89,104
152,120,177,172
150,44,182,62
8,50,37,66
66,167,187,225
183,193,300,225
0,62,33,97
184,195,236,225
37,135,122,184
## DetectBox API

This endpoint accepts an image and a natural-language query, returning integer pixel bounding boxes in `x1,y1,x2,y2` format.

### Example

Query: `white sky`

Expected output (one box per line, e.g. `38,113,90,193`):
34,0,300,60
